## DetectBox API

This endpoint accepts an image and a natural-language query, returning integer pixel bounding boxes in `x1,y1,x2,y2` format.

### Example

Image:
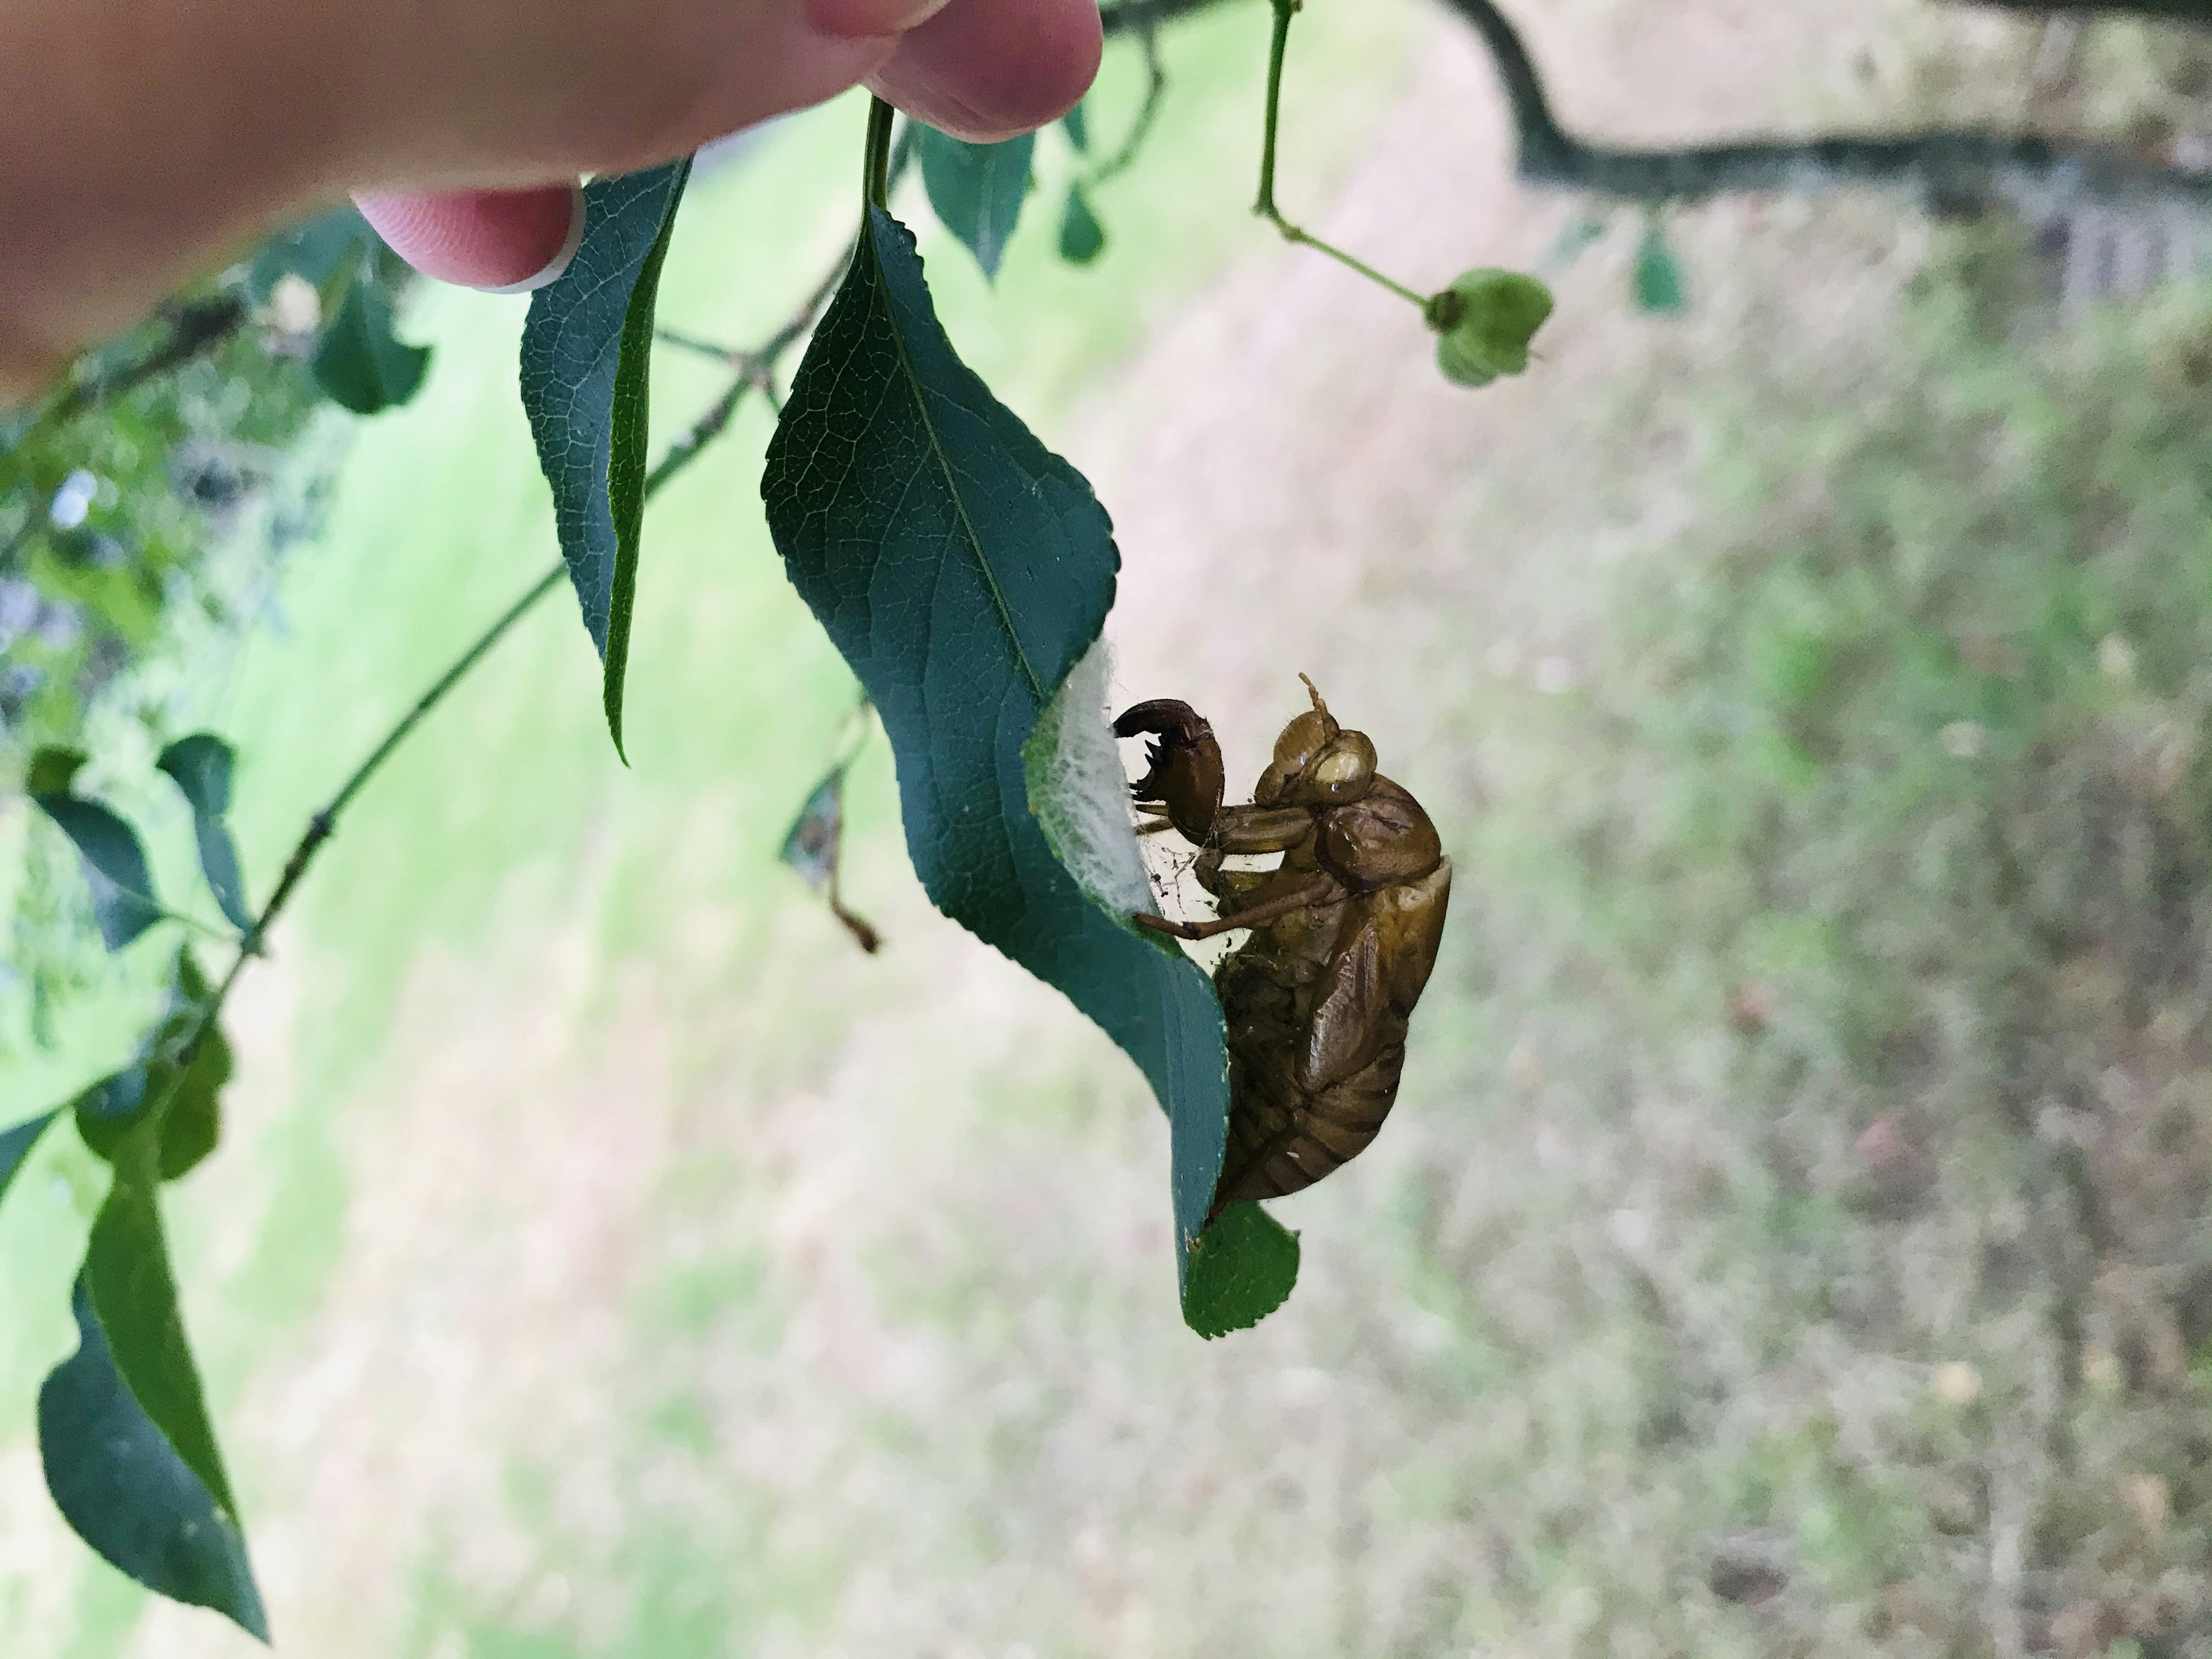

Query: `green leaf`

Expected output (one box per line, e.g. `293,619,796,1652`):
780,766,847,893
157,734,251,931
311,279,431,414
519,159,693,759
0,1111,56,1210
1634,221,1685,314
75,952,230,1181
31,786,162,952
245,206,374,304
40,1278,267,1641
1062,100,1090,153
916,128,1034,281
25,745,87,797
1058,187,1107,266
762,207,1236,1320
153,735,232,819
1181,1202,1300,1339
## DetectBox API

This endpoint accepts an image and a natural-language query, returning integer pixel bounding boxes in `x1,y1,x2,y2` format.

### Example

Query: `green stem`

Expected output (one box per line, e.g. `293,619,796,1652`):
1254,0,1293,219
153,907,241,947
171,154,887,1058
1251,0,1429,312
865,96,897,210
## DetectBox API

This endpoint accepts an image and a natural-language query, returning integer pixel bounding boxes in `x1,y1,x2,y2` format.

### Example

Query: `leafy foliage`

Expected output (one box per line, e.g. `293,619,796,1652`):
1058,186,1109,266
780,759,882,953
520,160,694,757
762,203,1241,1316
34,947,259,1635
156,734,251,931
40,1281,265,1640
916,129,1036,281
1180,1199,1300,1338
310,281,431,415
27,747,163,950
1634,218,1686,313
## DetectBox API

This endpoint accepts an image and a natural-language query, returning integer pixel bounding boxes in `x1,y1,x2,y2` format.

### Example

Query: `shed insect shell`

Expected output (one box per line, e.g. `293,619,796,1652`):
1119,679,1451,1217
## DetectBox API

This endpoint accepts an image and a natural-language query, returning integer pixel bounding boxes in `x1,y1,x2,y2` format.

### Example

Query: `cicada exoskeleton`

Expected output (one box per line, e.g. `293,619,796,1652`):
1116,679,1450,1218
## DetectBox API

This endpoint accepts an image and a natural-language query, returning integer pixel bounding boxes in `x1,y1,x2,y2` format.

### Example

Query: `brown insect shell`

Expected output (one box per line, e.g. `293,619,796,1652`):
1253,704,1342,806
1315,777,1443,891
1114,698,1226,843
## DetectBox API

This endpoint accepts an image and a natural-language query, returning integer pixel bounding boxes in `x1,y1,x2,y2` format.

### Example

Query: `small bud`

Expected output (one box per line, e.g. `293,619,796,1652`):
1429,269,1553,389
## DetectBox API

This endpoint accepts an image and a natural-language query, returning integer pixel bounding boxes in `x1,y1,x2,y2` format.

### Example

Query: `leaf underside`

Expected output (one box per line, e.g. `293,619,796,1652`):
32,792,161,951
917,129,1035,281
311,280,431,415
40,1279,267,1641
519,158,693,757
158,734,251,930
40,949,262,1637
762,207,1246,1320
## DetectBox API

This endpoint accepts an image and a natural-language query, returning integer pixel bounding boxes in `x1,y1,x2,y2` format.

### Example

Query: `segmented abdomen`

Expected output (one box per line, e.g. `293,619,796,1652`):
1210,945,1410,1208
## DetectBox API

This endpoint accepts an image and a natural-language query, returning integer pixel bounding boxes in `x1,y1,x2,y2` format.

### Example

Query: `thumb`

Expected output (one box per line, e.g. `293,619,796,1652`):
353,184,586,293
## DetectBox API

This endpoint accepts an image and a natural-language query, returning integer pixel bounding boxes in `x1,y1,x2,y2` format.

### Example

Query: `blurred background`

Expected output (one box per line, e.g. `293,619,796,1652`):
13,0,2212,1653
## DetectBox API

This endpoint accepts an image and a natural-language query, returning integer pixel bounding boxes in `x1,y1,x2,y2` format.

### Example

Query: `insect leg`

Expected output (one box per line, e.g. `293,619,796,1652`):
1133,877,1338,941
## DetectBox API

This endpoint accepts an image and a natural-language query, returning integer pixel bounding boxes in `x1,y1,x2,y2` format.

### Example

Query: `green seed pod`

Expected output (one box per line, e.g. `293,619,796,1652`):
1427,268,1552,389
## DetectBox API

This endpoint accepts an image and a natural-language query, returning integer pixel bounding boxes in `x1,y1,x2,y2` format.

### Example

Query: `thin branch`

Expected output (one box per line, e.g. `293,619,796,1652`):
1251,0,1431,307
1969,0,2212,18
1103,0,2212,214
1439,0,2212,213
191,126,929,1047
653,326,747,363
1088,21,1170,186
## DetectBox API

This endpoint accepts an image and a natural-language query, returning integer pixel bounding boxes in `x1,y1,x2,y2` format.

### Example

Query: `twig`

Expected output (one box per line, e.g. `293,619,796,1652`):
1970,0,2212,18
1088,22,1171,187
1101,0,2212,214
653,327,748,363
182,127,929,1052
1251,0,1431,309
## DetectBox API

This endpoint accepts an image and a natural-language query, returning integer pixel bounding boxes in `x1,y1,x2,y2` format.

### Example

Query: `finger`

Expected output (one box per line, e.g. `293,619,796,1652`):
868,0,1101,143
805,0,956,41
353,185,586,293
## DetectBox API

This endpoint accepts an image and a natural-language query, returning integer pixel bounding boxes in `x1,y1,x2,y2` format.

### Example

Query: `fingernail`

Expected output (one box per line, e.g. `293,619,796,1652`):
478,188,587,294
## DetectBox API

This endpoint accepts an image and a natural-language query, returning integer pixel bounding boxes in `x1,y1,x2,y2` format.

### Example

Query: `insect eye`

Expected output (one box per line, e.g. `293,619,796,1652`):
1304,732,1377,802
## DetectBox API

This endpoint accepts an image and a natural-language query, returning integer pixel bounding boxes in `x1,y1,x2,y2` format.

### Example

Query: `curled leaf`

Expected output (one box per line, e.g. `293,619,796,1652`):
520,159,694,758
779,764,882,954
1430,269,1554,390
763,206,1237,1323
157,734,251,931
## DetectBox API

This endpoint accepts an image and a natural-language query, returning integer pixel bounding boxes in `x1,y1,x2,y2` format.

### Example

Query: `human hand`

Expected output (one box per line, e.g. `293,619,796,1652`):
0,0,1099,396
